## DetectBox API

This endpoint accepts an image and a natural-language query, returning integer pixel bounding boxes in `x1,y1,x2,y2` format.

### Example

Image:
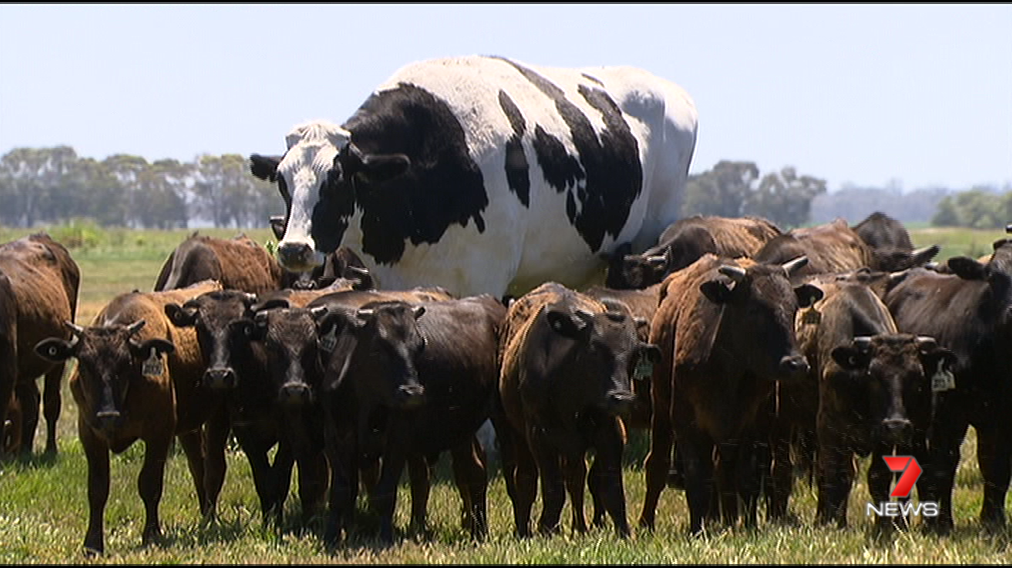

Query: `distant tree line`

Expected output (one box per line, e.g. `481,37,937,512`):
0,146,281,229
0,146,1008,231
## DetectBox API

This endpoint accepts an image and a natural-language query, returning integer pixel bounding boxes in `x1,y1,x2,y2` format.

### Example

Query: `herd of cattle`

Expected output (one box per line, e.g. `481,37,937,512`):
2,211,1012,555
1,56,1010,556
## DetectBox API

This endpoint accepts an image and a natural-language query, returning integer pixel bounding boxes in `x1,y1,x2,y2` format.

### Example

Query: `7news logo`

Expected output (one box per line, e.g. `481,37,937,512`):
865,455,940,518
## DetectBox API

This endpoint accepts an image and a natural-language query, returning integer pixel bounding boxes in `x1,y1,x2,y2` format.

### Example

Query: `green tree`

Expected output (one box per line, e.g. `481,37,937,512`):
682,160,759,218
745,166,827,228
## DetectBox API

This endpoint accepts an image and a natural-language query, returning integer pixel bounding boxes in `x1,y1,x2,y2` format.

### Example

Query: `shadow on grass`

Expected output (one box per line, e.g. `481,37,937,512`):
1,449,60,471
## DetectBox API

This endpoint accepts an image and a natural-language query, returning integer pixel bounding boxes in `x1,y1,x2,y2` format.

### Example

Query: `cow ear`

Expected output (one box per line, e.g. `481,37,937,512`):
129,338,175,359
250,154,281,182
700,279,733,304
947,256,987,280
641,343,662,364
794,283,824,308
546,308,588,339
34,338,77,363
830,345,869,371
165,303,198,327
359,153,410,183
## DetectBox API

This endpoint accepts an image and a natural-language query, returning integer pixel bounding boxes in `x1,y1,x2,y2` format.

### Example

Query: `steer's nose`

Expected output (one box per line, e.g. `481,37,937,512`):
395,384,426,409
96,410,121,432
203,367,236,390
881,418,913,444
605,390,636,416
279,382,312,406
277,241,316,270
779,355,810,380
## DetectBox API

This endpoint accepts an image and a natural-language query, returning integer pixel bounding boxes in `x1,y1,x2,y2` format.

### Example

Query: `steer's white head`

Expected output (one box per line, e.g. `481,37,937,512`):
251,121,350,272
251,119,412,273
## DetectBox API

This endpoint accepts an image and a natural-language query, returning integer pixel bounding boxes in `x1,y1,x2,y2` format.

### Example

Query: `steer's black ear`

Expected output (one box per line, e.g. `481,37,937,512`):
947,256,987,281
34,338,77,363
358,153,411,184
700,279,733,304
165,303,197,327
794,283,824,308
546,308,588,339
830,345,870,371
250,154,281,182
129,338,175,359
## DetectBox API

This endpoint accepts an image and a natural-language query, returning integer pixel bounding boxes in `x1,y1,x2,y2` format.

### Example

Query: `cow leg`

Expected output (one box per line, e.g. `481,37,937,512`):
406,454,432,536
529,429,564,536
79,423,110,555
680,431,715,536
322,428,358,546
177,429,209,517
975,425,1011,530
767,423,793,522
494,417,537,538
592,417,630,537
815,443,854,528
562,453,588,535
233,427,278,524
716,441,741,527
297,449,329,527
373,447,407,544
867,448,902,532
450,437,488,540
42,363,64,455
14,379,39,456
202,405,231,522
588,455,606,529
918,418,967,535
138,433,172,547
271,442,296,522
736,437,763,529
639,405,674,530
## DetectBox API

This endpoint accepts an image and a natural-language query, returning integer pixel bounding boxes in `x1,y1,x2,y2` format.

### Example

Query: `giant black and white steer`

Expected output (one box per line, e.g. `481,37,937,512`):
250,55,698,298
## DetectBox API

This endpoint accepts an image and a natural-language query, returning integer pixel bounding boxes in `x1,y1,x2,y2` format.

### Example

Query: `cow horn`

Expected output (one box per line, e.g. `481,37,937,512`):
310,306,329,320
243,293,258,306
356,308,374,320
645,255,668,268
718,265,747,282
782,255,809,276
852,336,872,350
574,308,596,322
126,320,146,335
916,336,938,350
1006,223,1012,234
64,321,84,338
344,266,370,276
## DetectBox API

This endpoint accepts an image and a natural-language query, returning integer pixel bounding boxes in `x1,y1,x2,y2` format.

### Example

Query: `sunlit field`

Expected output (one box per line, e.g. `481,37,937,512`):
0,225,1010,564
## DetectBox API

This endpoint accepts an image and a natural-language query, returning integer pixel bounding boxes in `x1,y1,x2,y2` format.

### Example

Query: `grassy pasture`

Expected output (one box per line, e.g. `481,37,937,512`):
0,225,1011,564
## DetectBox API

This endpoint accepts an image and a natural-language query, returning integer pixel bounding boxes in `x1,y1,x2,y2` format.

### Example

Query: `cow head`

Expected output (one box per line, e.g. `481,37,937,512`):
165,290,259,390
604,242,670,290
249,305,330,408
34,321,174,437
699,256,823,381
948,238,1012,320
543,301,661,416
250,121,410,273
316,301,427,410
829,334,956,446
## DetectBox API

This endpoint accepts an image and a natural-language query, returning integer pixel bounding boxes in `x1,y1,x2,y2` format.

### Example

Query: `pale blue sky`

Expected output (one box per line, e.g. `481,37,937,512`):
2,4,1009,191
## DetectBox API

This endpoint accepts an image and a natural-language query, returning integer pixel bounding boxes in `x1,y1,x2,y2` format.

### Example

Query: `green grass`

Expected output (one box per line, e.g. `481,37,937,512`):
1,225,1011,563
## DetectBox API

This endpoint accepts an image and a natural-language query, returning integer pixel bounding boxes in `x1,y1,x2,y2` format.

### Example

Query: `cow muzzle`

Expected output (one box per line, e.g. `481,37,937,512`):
604,390,636,416
203,367,236,390
778,355,810,380
394,384,426,409
277,241,325,273
95,410,122,434
279,382,313,406
878,418,913,445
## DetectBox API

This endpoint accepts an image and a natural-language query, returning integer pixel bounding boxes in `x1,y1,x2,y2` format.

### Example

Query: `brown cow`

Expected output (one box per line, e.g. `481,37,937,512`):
755,218,938,279
496,282,660,538
852,211,940,273
153,233,371,293
605,215,782,290
0,233,80,457
34,280,222,555
638,254,822,535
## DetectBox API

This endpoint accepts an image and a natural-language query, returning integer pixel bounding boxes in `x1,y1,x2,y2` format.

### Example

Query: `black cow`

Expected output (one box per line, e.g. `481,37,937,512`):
250,55,698,298
312,295,505,545
883,236,1012,533
852,211,940,272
